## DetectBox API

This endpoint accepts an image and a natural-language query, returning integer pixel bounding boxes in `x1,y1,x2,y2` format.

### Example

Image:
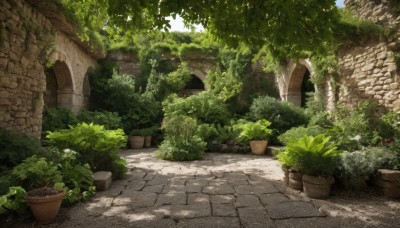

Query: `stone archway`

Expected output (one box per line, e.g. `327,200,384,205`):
44,60,75,109
181,74,206,96
278,59,314,107
287,65,314,107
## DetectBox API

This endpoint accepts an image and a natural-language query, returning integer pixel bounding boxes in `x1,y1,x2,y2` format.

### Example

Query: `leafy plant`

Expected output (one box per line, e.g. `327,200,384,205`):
77,110,123,130
42,107,77,132
196,123,219,150
285,134,341,176
0,187,27,215
11,156,63,190
56,149,96,205
163,92,230,125
277,151,296,169
239,120,273,142
278,125,326,145
47,123,128,179
336,147,397,190
157,115,206,161
247,96,309,144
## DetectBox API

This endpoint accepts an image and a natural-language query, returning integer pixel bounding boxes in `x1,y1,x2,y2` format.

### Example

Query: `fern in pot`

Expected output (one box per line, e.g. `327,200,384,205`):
12,156,65,224
286,134,342,199
239,119,272,155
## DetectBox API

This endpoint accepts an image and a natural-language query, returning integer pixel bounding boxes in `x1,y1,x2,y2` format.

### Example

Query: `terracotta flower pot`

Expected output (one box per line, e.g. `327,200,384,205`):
26,188,65,224
302,174,335,199
289,171,303,190
129,136,145,149
144,136,152,148
250,140,268,155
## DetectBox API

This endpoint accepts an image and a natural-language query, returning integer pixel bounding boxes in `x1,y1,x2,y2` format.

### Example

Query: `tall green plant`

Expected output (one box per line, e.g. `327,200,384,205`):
47,123,127,179
285,134,341,176
157,115,205,161
239,120,272,142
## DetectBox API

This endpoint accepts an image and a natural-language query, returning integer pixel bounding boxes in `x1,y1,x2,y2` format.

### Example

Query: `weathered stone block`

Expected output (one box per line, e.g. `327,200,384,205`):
93,171,112,191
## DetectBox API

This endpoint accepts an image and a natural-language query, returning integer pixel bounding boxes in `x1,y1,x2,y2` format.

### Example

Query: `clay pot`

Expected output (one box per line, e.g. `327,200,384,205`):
302,174,335,199
373,169,400,198
249,140,268,155
129,136,145,149
281,165,290,186
144,136,152,148
26,188,65,224
289,171,303,190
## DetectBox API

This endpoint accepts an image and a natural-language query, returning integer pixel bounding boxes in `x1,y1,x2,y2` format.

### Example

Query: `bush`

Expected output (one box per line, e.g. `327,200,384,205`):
247,96,309,144
55,149,96,205
196,123,219,150
328,101,384,151
77,110,122,130
0,129,49,173
42,107,77,132
284,134,341,176
47,123,128,179
163,92,231,125
156,115,206,161
278,125,326,145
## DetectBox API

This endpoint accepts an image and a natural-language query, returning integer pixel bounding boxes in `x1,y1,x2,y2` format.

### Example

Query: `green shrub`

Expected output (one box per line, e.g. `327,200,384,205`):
247,96,309,144
277,151,296,169
47,123,128,179
278,125,326,145
56,149,96,205
11,156,63,190
285,134,341,176
0,186,27,215
0,129,49,173
42,107,77,132
163,92,231,125
77,110,122,130
239,120,273,142
336,147,397,190
196,123,218,149
328,101,384,151
308,112,334,129
156,115,206,161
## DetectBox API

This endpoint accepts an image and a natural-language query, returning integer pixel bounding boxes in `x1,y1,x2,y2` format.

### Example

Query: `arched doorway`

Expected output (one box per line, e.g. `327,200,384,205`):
287,64,314,107
44,60,74,108
181,74,205,96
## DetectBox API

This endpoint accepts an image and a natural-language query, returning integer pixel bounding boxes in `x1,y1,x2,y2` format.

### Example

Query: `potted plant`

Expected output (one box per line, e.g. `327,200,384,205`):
11,156,65,224
277,151,296,186
239,119,272,155
286,134,341,199
142,126,158,148
129,129,146,149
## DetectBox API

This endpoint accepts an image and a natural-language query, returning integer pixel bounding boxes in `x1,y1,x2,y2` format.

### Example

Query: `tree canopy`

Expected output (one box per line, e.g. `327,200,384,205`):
59,0,339,58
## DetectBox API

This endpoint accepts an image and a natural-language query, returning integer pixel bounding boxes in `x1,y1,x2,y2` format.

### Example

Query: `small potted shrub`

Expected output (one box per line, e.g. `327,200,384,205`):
142,126,158,148
12,156,65,224
286,134,341,199
239,119,272,155
277,151,296,186
129,129,146,149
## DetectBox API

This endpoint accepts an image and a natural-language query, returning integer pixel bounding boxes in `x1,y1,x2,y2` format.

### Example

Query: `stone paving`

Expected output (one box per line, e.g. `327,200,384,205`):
34,148,400,227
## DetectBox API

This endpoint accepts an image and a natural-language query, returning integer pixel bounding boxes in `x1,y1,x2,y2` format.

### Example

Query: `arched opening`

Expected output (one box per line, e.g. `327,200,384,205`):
181,74,205,96
287,64,314,107
44,60,74,109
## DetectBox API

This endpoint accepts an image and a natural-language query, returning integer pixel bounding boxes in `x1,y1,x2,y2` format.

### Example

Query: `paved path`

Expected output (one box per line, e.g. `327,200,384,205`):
39,149,400,227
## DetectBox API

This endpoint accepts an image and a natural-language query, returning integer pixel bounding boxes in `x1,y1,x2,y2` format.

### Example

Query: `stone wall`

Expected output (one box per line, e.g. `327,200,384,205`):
336,0,400,111
0,0,99,138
